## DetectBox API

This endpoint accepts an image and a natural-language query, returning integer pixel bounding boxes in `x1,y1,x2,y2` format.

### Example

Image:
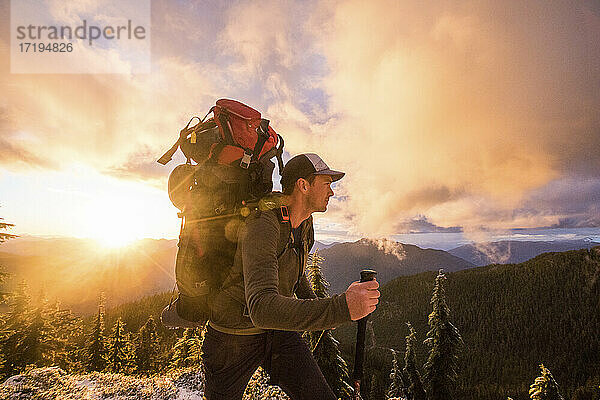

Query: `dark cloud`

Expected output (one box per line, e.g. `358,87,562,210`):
550,216,600,229
395,216,463,234
509,176,600,228
403,185,465,210
522,177,600,215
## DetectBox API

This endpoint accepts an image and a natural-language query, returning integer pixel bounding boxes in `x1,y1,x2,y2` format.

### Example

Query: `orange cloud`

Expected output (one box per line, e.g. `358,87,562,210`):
306,0,599,236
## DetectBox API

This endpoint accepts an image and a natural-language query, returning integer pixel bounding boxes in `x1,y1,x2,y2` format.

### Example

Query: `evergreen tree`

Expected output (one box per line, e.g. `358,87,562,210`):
305,250,352,399
404,323,426,400
387,348,409,399
0,330,20,378
5,280,30,327
0,267,8,306
107,318,131,373
126,332,136,372
0,216,17,244
307,250,330,296
17,289,56,369
135,316,161,374
189,326,203,365
529,364,564,400
169,329,191,369
311,331,353,399
0,270,7,306
49,302,84,372
0,280,31,377
0,284,56,375
0,215,16,303
423,270,463,400
169,328,202,369
86,296,107,372
17,308,52,367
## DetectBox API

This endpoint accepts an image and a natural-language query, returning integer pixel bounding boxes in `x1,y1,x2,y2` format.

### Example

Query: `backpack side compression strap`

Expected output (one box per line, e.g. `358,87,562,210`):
217,112,236,146
157,117,199,165
275,134,285,175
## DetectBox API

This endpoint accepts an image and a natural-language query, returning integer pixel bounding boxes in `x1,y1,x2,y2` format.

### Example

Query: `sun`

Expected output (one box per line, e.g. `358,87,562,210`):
94,230,137,249
84,196,148,249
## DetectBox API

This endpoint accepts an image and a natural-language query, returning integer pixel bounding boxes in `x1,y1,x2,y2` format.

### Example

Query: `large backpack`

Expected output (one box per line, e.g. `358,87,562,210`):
157,99,287,328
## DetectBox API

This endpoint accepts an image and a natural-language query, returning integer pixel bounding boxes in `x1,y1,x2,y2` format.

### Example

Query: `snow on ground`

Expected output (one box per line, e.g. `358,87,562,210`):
0,367,290,399
0,367,202,400
174,388,203,400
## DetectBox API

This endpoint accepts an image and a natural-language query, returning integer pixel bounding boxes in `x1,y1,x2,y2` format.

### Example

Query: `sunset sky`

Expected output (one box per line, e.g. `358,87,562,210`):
1,0,599,247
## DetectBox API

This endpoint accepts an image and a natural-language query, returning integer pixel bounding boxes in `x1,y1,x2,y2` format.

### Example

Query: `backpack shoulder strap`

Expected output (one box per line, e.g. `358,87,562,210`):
273,205,292,258
302,215,315,254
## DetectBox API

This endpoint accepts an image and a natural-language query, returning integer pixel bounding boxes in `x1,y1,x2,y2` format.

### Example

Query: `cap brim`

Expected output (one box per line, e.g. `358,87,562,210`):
314,169,345,182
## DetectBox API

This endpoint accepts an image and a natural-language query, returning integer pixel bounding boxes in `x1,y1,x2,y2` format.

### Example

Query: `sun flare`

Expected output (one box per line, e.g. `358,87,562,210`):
84,194,151,249
94,232,137,249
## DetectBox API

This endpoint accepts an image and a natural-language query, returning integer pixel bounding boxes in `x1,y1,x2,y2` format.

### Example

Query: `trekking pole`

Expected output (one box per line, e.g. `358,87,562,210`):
351,269,377,400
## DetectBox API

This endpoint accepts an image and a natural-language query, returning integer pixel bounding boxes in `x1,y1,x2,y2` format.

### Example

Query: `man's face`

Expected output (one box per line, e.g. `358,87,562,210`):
306,174,334,213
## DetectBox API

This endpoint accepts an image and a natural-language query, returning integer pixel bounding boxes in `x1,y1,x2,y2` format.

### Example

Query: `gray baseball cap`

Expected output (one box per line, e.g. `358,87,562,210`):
281,153,345,189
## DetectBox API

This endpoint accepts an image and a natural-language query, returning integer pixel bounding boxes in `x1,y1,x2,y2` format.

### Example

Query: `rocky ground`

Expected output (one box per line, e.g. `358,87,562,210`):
0,367,203,399
0,367,292,400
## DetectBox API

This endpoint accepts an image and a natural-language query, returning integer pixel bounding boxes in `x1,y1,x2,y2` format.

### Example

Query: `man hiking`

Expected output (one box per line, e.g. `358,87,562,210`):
201,153,380,400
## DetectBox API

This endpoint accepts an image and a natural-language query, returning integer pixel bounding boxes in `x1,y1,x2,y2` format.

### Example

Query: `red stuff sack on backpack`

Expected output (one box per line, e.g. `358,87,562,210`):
157,98,284,171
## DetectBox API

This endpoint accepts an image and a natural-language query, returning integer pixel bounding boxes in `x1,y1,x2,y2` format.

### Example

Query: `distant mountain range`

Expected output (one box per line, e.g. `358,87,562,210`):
0,237,178,314
312,241,339,251
0,236,177,256
448,239,599,266
317,238,474,294
1,235,598,315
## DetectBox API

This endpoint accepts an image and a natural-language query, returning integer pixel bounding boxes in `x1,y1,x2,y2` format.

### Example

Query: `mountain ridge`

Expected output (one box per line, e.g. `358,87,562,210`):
448,239,598,266
318,238,474,293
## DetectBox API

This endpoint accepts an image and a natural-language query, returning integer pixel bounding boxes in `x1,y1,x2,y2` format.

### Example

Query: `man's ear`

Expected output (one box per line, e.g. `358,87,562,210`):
297,178,309,193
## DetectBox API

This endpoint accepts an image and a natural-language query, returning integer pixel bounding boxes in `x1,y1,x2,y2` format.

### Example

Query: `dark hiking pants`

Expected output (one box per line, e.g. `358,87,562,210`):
202,325,337,400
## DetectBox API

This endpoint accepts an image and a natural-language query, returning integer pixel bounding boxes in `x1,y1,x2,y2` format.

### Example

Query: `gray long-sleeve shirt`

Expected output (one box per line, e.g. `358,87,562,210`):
208,208,351,335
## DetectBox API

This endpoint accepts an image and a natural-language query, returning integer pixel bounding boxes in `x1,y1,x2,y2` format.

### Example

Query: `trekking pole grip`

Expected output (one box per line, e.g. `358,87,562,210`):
352,269,377,399
360,269,377,283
